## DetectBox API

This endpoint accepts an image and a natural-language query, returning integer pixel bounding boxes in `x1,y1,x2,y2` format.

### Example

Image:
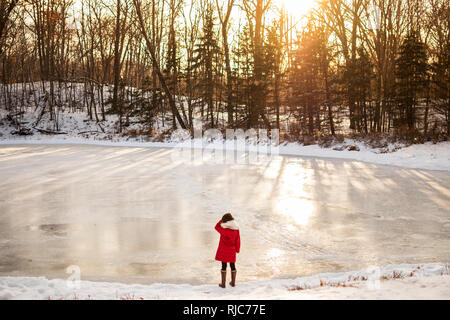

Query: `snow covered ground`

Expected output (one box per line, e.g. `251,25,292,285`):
1,108,449,171
0,134,449,171
1,263,449,300
279,140,450,171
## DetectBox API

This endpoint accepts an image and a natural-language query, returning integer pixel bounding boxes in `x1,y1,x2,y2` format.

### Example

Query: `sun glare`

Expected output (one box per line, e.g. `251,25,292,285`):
273,162,316,227
276,198,315,226
278,0,318,18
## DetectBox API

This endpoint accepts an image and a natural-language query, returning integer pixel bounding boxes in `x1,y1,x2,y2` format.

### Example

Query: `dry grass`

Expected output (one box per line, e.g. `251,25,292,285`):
286,265,443,292
287,281,358,292
119,293,145,300
47,293,93,300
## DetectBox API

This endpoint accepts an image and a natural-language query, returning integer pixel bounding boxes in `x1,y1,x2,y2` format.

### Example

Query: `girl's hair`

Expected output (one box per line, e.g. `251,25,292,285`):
222,213,234,223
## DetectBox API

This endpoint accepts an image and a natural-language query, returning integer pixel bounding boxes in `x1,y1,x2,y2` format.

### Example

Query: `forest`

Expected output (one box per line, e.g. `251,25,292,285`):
0,0,449,144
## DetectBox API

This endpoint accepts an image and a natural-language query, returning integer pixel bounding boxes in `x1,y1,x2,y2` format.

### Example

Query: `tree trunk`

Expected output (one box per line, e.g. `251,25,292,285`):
133,0,187,130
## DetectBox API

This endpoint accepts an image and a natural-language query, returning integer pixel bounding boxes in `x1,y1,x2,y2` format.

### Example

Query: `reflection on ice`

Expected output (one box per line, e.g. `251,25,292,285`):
0,144,449,285
266,248,284,258
272,160,315,226
276,198,314,226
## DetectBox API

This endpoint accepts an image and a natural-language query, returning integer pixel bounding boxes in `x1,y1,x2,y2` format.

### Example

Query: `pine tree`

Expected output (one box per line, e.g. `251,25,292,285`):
165,0,183,129
233,23,254,127
265,22,283,130
289,20,323,136
432,41,450,134
346,47,374,133
395,31,430,131
316,25,335,136
190,4,221,128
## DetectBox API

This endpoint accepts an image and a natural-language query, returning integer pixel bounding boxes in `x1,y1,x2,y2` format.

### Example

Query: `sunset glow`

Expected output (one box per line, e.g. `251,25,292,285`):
277,0,318,18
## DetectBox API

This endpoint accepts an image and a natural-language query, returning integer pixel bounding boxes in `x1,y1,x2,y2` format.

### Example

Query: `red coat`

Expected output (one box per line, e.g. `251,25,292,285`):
215,220,241,263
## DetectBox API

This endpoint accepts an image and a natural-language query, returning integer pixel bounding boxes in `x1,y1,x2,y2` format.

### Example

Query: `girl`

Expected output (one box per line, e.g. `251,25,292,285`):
215,213,240,288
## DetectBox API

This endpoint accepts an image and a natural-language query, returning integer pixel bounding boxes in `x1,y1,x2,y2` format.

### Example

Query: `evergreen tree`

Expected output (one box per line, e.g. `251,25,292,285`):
233,23,254,127
165,0,183,129
265,22,283,130
347,47,374,133
432,41,450,134
395,31,430,131
190,4,221,128
289,20,323,136
316,25,336,136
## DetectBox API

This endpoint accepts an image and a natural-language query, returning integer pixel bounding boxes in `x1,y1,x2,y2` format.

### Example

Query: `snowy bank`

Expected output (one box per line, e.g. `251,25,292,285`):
1,263,449,300
278,140,450,171
0,135,449,171
1,109,449,171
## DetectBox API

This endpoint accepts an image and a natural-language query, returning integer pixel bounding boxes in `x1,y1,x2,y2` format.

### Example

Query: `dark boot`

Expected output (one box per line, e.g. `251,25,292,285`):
230,270,237,287
219,270,226,288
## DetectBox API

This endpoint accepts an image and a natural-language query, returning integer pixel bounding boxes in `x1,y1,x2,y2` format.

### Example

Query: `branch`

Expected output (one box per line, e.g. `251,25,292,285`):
132,0,187,130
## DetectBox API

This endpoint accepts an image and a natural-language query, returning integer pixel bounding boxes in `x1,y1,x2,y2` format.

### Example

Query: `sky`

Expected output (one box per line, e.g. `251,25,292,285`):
68,0,320,35
71,0,319,20
276,0,317,17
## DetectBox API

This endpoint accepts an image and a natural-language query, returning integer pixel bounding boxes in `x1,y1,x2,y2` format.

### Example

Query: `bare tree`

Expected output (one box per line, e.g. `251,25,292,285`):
132,0,187,129
241,0,272,128
215,0,234,127
0,0,19,55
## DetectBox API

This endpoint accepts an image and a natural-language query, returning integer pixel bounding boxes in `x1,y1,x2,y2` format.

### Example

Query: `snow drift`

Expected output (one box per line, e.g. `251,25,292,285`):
0,263,449,300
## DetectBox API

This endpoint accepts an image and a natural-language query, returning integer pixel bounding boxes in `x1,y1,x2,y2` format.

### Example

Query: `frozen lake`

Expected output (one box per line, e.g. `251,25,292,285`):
0,144,449,285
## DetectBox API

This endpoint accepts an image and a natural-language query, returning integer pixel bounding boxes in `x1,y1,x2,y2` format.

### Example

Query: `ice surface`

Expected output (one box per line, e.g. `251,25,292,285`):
0,144,449,285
